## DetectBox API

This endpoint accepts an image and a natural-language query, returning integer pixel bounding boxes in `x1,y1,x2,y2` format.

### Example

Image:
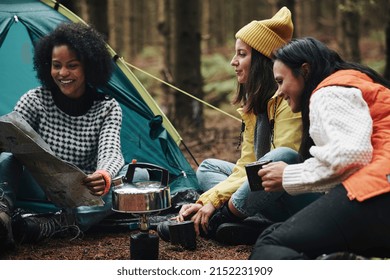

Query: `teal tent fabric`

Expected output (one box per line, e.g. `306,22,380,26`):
0,0,200,195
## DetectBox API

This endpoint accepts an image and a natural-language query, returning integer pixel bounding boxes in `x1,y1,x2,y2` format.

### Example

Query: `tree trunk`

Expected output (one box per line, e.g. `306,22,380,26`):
173,0,203,130
107,0,119,52
339,0,361,62
384,3,390,79
85,0,108,38
201,0,211,53
158,0,175,119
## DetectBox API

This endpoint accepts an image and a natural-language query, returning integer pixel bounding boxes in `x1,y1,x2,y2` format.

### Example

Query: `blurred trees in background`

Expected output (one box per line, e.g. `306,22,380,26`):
60,0,390,131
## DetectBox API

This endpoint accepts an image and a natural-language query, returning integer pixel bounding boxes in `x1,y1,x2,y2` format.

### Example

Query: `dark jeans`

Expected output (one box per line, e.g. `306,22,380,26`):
250,184,390,259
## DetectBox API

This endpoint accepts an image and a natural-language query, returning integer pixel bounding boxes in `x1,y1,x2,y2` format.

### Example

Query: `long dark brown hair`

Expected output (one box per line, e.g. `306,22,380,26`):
232,48,276,115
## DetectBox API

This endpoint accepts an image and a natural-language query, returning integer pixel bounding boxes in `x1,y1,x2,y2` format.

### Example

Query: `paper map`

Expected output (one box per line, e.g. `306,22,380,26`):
0,111,104,208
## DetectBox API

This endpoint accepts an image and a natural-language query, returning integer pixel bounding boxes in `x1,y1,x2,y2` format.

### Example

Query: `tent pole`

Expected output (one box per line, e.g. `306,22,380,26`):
180,140,199,167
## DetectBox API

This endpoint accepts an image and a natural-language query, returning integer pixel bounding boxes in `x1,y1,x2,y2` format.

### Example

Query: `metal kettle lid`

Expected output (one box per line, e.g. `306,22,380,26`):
114,180,167,194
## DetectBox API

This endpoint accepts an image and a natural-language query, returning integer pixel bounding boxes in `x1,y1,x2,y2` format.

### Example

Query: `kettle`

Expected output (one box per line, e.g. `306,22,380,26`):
111,162,171,260
112,162,171,214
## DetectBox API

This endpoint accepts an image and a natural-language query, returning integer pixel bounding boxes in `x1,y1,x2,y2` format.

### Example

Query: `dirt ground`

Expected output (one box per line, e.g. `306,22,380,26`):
2,113,247,260
4,229,252,260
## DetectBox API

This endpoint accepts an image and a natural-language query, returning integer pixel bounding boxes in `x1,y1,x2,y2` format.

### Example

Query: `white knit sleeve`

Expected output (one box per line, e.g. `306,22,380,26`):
283,86,373,195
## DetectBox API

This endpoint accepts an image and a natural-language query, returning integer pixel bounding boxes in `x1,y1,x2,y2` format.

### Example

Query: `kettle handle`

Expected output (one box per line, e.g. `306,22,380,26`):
124,162,169,186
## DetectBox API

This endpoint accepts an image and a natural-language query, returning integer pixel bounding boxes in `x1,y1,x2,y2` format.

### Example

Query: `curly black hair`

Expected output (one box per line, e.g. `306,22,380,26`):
33,22,113,89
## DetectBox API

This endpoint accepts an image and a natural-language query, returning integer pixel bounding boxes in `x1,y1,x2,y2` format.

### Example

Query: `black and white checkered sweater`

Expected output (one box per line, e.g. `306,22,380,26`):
14,87,124,178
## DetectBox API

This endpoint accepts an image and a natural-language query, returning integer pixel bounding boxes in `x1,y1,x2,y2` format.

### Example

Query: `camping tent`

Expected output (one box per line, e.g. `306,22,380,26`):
0,0,200,204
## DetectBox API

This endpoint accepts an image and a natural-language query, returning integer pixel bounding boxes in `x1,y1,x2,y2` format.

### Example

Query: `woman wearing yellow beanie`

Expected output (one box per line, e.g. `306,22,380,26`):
157,7,321,246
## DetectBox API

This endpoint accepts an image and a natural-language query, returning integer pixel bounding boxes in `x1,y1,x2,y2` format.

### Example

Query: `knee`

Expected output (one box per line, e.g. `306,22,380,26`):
0,152,23,172
260,147,300,164
249,223,308,260
0,152,23,184
196,158,221,180
197,158,219,173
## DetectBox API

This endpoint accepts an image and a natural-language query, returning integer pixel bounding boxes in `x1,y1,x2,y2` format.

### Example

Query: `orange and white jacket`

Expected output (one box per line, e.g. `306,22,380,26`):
283,70,390,201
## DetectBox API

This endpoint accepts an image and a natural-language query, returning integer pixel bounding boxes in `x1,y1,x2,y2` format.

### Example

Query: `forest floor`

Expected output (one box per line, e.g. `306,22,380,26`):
1,112,246,260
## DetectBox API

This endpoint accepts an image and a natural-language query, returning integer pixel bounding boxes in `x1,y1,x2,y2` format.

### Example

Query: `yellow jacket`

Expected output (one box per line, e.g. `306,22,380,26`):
197,95,302,208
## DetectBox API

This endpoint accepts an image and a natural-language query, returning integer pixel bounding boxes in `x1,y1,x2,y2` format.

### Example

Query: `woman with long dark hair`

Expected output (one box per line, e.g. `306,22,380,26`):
157,8,320,246
250,37,390,259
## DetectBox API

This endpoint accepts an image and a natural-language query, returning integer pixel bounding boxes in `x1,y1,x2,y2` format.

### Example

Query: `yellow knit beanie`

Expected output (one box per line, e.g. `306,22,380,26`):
235,7,293,58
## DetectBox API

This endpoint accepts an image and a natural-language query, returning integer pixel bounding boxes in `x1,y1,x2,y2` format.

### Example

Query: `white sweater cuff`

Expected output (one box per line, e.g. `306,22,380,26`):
282,163,309,195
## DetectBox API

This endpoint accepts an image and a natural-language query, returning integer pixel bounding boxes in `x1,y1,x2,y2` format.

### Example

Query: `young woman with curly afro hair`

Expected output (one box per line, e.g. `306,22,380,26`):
0,22,147,249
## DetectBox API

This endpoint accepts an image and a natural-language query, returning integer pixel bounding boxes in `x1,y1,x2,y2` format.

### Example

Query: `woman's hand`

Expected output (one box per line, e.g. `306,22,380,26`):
191,203,216,236
177,203,202,222
176,202,216,236
83,172,106,196
258,161,287,192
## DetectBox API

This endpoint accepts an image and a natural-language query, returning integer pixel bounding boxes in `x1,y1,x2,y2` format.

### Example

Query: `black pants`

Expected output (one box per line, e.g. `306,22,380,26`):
249,184,390,259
